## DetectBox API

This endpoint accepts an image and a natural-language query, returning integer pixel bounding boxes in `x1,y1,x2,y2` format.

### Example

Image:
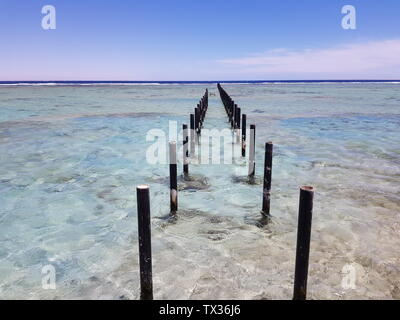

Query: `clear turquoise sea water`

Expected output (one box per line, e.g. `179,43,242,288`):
0,83,399,299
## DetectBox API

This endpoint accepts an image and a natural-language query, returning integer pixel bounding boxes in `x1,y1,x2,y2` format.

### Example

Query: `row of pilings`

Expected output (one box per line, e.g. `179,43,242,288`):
135,85,314,301
136,89,209,300
217,83,315,300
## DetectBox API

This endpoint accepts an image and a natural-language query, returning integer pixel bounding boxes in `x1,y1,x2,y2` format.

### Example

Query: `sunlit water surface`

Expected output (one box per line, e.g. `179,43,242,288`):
0,83,399,299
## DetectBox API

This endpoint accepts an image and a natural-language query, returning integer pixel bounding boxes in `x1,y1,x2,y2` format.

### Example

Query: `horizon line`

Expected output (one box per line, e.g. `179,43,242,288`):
1,79,400,83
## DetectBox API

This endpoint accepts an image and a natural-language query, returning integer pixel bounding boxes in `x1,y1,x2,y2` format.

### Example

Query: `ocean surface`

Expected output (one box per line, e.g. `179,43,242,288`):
0,82,399,299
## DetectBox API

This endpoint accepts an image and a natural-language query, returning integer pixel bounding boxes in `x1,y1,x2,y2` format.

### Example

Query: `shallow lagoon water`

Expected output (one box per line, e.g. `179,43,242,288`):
0,83,399,299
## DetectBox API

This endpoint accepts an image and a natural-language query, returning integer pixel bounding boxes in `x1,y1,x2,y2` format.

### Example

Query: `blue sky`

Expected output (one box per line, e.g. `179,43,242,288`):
0,0,399,80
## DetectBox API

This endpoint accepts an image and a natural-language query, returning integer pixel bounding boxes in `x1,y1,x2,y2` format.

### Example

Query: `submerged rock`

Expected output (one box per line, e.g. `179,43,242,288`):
179,174,209,191
231,175,262,185
148,173,209,191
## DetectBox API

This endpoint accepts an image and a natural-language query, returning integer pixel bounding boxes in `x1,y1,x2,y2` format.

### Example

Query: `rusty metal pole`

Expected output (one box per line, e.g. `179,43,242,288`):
236,107,241,143
136,185,153,300
197,103,202,128
190,114,195,155
169,142,178,214
183,124,189,176
262,142,273,216
248,124,256,178
241,114,247,157
293,186,314,300
195,108,200,135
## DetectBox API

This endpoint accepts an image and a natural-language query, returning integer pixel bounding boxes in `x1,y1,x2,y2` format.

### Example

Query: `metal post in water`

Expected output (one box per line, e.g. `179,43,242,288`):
293,186,314,300
195,108,200,135
236,107,241,143
169,142,178,214
183,124,189,176
262,142,273,216
233,104,237,129
197,103,202,127
229,101,234,125
190,114,195,155
241,114,247,157
248,124,256,178
136,185,153,300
